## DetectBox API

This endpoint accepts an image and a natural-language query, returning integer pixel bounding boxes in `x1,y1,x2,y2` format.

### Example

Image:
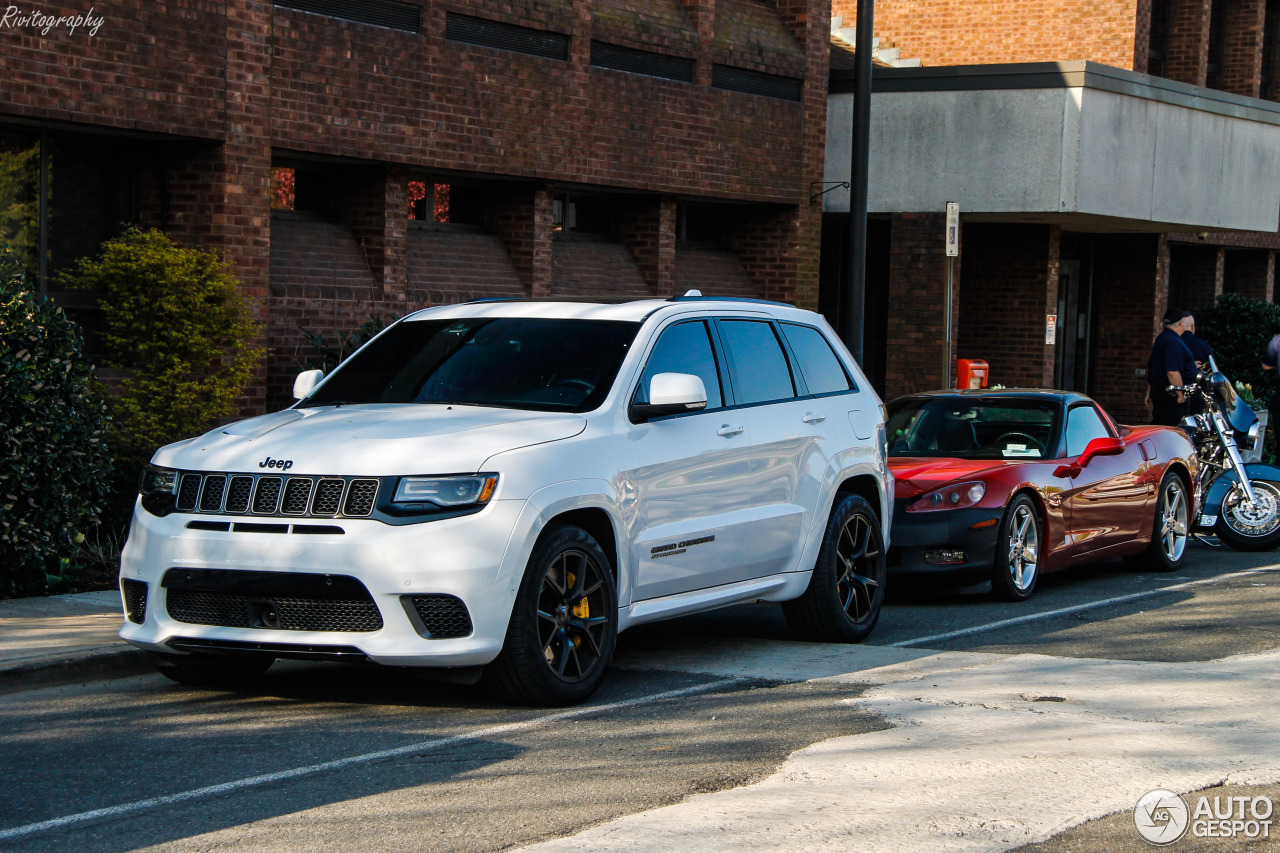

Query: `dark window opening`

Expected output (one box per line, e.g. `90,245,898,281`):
1263,0,1280,99
409,182,490,228
445,13,569,61
677,204,733,246
1148,0,1171,78
712,64,803,101
273,0,422,33
590,41,694,83
553,194,615,237
1207,0,1229,89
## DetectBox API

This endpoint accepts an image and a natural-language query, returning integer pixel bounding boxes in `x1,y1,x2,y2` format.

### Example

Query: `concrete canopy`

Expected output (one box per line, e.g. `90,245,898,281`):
825,61,1280,233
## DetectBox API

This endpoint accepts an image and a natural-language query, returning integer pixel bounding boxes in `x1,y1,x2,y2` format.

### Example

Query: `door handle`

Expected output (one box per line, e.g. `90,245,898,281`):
802,412,827,424
717,424,744,437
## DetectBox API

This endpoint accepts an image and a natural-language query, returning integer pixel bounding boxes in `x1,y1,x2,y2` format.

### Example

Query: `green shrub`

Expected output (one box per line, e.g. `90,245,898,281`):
1200,293,1280,408
60,228,265,531
0,252,113,597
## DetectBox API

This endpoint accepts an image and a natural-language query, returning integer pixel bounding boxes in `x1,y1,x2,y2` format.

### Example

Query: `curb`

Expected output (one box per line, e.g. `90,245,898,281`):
0,647,153,694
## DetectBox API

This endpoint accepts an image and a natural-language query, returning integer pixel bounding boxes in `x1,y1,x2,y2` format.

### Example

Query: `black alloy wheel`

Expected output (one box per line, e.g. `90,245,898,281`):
484,523,617,706
783,494,886,643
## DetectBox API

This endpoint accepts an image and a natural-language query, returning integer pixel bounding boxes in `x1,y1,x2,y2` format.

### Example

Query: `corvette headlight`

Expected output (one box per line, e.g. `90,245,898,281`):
906,481,986,513
393,474,498,507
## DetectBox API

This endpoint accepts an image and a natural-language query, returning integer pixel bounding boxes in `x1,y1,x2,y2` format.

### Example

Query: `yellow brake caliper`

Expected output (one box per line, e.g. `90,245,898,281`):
568,572,588,647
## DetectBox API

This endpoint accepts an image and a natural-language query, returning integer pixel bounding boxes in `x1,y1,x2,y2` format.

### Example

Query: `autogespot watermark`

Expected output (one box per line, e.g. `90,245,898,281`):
0,6,104,37
1134,788,1275,845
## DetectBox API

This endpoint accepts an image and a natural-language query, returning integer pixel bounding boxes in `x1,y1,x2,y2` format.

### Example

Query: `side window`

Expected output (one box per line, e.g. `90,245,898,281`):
780,323,854,395
1065,405,1111,457
719,319,797,405
634,321,724,411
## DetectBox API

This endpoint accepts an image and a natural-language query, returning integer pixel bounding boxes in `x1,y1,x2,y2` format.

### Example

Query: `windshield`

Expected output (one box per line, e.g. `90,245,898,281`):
302,317,640,412
887,397,1060,459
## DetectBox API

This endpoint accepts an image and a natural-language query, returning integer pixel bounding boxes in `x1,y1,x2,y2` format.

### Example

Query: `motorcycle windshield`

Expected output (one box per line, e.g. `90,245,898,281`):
1225,395,1258,433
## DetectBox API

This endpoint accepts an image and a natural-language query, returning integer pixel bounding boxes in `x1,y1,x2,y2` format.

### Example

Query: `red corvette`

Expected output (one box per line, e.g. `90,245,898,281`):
886,389,1198,600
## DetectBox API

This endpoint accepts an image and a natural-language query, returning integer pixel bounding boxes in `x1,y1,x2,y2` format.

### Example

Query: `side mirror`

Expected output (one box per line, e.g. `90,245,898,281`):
1053,436,1124,478
631,373,707,423
293,369,324,400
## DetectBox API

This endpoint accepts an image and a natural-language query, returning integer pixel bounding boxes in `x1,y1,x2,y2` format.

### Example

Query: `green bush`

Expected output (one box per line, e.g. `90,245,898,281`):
61,228,265,531
1201,293,1280,408
0,252,113,597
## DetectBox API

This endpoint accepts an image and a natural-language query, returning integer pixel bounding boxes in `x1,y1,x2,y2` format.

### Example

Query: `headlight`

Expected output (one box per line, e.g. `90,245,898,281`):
139,465,177,496
393,474,498,507
906,481,986,513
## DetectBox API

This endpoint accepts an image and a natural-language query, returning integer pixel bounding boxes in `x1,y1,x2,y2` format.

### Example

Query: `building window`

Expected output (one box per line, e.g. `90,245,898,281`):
408,182,452,222
553,194,614,237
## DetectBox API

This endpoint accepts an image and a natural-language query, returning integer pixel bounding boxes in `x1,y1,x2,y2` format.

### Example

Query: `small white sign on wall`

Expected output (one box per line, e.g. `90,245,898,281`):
1046,314,1057,345
945,202,960,257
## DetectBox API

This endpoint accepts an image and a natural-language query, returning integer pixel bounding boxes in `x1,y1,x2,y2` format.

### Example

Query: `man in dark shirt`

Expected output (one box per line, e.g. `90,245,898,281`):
1261,333,1280,461
1183,314,1214,370
1146,308,1197,426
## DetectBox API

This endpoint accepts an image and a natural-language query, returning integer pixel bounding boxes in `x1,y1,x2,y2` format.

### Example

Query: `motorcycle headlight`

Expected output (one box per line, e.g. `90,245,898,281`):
906,481,986,513
393,474,498,508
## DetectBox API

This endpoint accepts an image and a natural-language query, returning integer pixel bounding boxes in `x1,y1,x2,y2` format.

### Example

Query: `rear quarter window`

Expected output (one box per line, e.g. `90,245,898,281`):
780,323,854,395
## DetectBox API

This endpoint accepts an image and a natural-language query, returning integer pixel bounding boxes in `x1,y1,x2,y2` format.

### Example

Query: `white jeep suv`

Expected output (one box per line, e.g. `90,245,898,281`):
120,295,892,705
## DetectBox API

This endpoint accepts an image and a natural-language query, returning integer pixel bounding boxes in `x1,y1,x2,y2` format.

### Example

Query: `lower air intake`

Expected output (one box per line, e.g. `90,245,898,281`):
404,594,473,639
167,589,383,633
122,579,148,624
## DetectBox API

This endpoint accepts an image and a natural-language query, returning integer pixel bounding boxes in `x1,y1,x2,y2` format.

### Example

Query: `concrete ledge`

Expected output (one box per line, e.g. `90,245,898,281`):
0,647,153,694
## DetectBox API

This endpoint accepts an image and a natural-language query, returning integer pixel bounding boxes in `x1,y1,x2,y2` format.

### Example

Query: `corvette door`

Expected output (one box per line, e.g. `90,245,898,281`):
1063,404,1149,557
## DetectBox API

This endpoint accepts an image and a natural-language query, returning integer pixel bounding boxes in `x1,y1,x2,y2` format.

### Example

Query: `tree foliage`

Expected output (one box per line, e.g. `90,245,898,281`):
1201,292,1280,408
0,251,113,597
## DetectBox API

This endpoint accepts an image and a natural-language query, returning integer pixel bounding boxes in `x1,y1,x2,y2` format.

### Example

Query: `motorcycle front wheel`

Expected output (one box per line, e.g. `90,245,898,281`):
1215,479,1280,551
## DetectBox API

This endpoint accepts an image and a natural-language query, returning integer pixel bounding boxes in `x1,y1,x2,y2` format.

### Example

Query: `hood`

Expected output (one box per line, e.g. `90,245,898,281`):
888,457,1006,499
152,404,587,476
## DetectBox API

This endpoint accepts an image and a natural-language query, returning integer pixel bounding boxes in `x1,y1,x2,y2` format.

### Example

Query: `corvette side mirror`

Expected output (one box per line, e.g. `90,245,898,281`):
1053,436,1124,478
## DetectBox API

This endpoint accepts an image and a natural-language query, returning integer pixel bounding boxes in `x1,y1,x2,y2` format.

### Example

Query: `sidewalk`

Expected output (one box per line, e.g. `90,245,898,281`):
0,589,150,692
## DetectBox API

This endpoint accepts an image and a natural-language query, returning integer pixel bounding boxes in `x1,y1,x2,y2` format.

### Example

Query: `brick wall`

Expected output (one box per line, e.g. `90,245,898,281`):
552,237,656,298
617,198,677,293
956,224,1059,390
883,213,957,398
1092,235,1164,424
830,0,1145,69
1224,248,1275,301
1168,244,1223,316
1220,0,1267,95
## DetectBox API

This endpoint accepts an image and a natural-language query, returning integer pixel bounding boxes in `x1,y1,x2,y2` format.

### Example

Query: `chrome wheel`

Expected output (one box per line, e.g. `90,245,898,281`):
1006,502,1040,592
993,494,1041,601
834,511,881,625
1222,480,1280,539
535,548,611,683
1158,477,1189,562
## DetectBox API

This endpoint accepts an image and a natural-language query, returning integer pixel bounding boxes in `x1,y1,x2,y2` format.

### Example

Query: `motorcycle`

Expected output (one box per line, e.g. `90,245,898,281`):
1172,358,1280,550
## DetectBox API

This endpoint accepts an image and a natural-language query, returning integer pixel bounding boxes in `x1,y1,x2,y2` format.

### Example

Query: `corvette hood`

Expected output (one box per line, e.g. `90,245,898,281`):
889,457,1008,499
152,405,587,476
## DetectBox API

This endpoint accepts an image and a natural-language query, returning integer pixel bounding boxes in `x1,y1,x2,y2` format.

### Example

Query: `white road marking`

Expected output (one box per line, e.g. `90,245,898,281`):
0,678,739,842
888,563,1280,648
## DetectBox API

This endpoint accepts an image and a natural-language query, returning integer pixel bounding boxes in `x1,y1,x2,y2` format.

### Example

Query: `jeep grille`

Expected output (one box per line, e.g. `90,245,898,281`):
172,472,379,518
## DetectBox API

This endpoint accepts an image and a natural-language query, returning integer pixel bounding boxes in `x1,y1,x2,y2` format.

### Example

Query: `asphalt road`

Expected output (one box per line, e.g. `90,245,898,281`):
2,540,1278,852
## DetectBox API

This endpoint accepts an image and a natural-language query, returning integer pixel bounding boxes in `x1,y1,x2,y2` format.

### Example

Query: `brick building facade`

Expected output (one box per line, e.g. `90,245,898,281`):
1,0,830,409
826,1,1280,424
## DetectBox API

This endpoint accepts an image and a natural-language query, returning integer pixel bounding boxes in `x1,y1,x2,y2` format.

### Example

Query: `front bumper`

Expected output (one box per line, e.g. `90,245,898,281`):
887,502,1002,587
118,498,529,668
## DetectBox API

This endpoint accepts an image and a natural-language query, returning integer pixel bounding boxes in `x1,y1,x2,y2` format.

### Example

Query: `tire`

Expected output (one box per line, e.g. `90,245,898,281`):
151,653,274,688
782,494,885,643
1215,478,1280,551
1127,470,1189,571
991,494,1041,601
484,523,618,706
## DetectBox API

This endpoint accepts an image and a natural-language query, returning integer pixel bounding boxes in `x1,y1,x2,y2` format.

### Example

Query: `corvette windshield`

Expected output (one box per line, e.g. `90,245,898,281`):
302,317,640,412
887,397,1060,459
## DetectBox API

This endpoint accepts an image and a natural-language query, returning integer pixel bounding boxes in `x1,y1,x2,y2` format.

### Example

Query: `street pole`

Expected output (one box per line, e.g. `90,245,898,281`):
843,0,874,365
